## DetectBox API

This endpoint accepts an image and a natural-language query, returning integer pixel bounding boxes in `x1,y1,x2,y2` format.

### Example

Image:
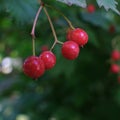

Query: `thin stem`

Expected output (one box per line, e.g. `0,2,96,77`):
43,7,58,42
50,41,63,51
31,5,43,37
45,4,75,29
31,5,43,56
50,41,57,51
57,40,64,44
43,6,63,50
32,38,35,56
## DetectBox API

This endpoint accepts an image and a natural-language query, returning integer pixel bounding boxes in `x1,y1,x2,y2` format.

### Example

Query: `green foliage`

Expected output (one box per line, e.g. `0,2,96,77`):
0,0,38,23
0,0,119,23
57,0,120,15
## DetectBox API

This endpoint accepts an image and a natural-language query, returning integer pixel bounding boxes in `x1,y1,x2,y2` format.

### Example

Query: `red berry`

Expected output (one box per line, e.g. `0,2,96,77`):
66,28,73,41
109,25,115,33
111,50,120,60
110,64,119,74
40,51,56,70
61,41,80,60
23,56,45,79
41,45,49,52
87,4,95,13
68,28,88,46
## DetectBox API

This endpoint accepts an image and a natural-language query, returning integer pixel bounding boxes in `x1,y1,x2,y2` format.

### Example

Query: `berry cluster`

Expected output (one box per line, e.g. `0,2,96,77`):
63,28,88,60
22,2,88,79
23,28,88,79
110,50,120,82
23,51,56,79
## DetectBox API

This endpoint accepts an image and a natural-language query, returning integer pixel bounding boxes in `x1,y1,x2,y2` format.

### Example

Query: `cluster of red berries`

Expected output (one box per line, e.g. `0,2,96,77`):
23,51,56,79
23,28,88,79
110,50,120,74
63,28,88,60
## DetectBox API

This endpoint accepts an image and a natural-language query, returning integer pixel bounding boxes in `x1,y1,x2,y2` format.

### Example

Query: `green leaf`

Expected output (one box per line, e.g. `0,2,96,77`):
96,0,120,15
0,0,38,23
56,0,87,8
81,11,109,28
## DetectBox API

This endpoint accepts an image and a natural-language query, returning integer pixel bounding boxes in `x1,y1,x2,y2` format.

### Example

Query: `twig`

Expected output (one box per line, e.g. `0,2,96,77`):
31,5,43,56
45,4,75,29
31,5,43,38
43,6,63,51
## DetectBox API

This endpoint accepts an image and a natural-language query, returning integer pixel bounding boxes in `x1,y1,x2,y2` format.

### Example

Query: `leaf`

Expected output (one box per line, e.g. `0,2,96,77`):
81,11,109,28
96,0,120,15
56,0,87,8
0,0,38,23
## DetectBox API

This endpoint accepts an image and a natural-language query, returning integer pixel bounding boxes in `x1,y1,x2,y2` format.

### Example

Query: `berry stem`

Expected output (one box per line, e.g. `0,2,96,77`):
31,5,43,38
45,4,75,29
50,41,63,51
31,5,43,56
43,7,58,42
43,6,63,51
50,41,57,51
32,38,35,56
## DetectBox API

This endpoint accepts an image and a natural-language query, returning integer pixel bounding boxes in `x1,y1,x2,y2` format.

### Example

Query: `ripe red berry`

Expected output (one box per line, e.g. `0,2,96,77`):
66,28,73,41
67,28,88,47
111,50,120,61
87,4,95,13
41,45,49,52
40,51,56,70
61,41,80,60
109,25,115,33
110,64,119,74
23,56,45,79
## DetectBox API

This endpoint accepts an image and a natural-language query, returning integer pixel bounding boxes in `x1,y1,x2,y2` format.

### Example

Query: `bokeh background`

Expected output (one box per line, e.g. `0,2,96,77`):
0,0,120,120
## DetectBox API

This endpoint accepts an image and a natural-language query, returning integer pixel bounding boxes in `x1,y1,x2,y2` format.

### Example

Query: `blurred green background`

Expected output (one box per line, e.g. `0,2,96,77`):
0,0,120,120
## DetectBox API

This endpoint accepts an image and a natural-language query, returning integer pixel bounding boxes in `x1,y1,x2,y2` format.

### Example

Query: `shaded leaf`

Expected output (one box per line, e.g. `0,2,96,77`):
0,0,38,23
81,11,109,28
57,0,87,8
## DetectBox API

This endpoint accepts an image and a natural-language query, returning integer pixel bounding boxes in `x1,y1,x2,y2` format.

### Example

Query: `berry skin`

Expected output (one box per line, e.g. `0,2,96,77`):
66,28,73,41
23,56,45,79
40,51,56,70
87,4,95,13
111,50,120,61
41,45,49,52
68,28,88,47
61,41,80,60
110,64,119,74
109,25,115,33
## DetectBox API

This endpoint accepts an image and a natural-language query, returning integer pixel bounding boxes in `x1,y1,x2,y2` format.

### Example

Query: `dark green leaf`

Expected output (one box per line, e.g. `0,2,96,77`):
0,0,38,23
81,11,109,28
